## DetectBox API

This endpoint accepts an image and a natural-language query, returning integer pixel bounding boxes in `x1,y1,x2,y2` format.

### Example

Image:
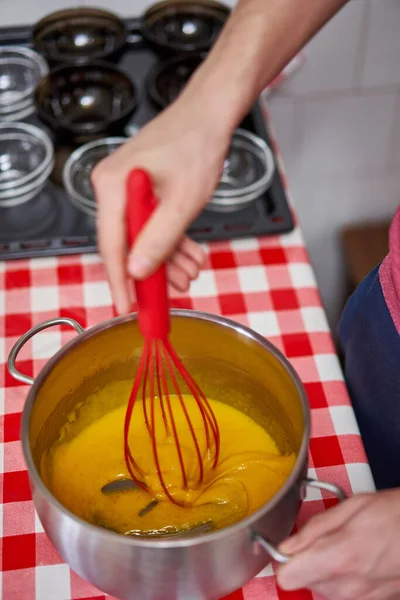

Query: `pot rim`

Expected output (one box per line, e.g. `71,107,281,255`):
21,309,310,548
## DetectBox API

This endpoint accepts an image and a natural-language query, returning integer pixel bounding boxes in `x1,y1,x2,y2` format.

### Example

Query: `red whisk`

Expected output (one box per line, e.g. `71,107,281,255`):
124,169,220,506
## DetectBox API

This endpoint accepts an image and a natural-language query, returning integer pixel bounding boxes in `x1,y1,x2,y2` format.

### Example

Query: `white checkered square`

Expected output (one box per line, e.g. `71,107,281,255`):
315,354,344,382
83,281,112,307
32,331,62,360
280,228,304,247
36,564,71,599
35,510,45,533
255,563,274,578
301,307,330,332
237,266,269,292
31,286,59,312
304,469,323,500
248,311,280,337
231,238,260,251
330,406,360,436
0,289,4,314
189,270,217,297
288,264,316,288
346,463,376,494
81,253,102,265
30,257,58,270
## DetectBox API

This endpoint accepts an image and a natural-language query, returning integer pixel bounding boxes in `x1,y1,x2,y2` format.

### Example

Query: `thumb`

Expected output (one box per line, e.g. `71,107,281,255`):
127,189,203,279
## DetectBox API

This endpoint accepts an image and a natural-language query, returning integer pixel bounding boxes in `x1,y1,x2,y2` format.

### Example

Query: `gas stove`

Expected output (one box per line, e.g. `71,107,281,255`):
0,18,293,261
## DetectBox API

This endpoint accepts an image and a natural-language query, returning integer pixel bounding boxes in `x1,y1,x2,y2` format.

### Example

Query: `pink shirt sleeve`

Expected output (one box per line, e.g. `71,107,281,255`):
379,205,400,334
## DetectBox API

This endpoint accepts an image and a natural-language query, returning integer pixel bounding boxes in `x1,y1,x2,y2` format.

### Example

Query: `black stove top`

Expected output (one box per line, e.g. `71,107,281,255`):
0,19,293,261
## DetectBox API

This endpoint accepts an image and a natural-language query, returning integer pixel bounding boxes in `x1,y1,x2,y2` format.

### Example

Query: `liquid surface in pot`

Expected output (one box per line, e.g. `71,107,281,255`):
40,380,296,536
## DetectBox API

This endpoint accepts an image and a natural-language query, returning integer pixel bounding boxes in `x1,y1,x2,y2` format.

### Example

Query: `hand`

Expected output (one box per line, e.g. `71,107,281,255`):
91,94,232,315
277,490,400,600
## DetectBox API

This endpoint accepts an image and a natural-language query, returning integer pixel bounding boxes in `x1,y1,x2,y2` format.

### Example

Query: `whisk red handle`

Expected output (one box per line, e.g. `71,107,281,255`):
126,169,170,339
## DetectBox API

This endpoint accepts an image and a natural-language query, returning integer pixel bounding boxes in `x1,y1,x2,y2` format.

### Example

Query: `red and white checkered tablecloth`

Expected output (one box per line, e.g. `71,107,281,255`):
0,229,376,600
0,108,375,599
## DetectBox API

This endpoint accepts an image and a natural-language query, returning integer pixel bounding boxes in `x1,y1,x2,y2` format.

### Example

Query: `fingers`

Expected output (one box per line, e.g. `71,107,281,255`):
128,187,206,279
312,578,364,600
171,240,204,278
92,167,132,315
94,148,204,307
277,492,400,599
179,236,205,269
166,240,204,292
279,494,371,554
283,568,400,599
93,129,208,309
277,529,351,590
277,495,374,592
363,579,400,600
166,262,190,292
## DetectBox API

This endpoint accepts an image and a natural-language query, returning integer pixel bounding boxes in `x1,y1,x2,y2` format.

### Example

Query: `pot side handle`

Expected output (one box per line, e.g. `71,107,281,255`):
7,317,84,386
252,477,346,564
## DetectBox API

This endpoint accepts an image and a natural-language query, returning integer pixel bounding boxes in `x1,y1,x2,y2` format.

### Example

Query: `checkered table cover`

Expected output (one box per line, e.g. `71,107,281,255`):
0,104,375,600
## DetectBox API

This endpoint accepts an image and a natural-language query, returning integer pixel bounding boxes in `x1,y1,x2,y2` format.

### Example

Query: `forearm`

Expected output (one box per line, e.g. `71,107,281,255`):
183,0,349,133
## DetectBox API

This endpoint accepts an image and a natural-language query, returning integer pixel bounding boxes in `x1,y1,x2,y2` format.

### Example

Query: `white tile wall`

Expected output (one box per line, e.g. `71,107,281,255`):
0,0,83,26
277,0,367,96
297,92,397,177
362,0,400,88
267,98,302,176
391,95,400,166
268,0,400,326
291,172,400,324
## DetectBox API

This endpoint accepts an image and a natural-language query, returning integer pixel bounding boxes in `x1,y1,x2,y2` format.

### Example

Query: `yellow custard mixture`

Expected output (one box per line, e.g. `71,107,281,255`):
40,380,296,536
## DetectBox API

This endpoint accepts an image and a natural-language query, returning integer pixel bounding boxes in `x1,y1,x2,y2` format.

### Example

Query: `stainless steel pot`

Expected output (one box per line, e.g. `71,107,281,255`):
8,310,344,600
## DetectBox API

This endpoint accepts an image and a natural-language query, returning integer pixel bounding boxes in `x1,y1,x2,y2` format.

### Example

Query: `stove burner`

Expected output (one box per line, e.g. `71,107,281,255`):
141,1,229,53
35,62,138,143
154,16,214,46
32,8,127,65
147,54,204,108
